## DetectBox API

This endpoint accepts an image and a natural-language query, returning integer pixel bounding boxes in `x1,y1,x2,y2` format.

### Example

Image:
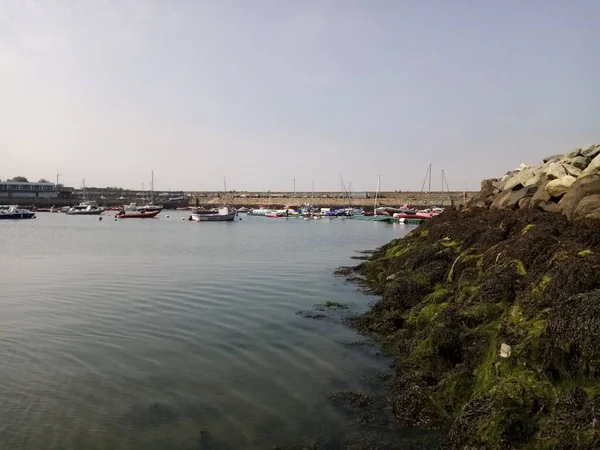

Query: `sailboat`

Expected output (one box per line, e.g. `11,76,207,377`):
139,170,163,212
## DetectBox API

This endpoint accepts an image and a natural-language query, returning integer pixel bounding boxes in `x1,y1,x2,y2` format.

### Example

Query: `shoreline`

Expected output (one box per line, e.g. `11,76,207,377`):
338,207,600,448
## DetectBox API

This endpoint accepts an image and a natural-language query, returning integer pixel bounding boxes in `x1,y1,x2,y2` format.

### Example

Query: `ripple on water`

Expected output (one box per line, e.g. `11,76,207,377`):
0,214,416,449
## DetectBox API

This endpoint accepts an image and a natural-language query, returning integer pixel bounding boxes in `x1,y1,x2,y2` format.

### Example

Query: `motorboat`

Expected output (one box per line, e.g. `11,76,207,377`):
248,208,274,216
0,205,36,219
115,207,160,219
66,201,104,215
191,206,236,222
236,207,250,213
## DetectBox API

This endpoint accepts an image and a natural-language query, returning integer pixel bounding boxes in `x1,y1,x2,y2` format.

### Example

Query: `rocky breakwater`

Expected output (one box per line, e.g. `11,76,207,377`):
470,144,600,219
340,190,600,447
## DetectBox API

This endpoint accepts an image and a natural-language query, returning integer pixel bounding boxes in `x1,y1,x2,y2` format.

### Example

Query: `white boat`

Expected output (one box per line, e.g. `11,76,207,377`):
191,206,236,222
0,205,36,219
248,208,274,216
66,201,104,215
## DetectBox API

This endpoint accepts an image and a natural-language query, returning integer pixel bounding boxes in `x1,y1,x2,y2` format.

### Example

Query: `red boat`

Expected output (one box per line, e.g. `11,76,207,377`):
115,209,160,219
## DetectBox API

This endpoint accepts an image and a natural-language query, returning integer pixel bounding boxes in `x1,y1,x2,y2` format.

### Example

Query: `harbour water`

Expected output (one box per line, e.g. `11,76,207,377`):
0,214,419,449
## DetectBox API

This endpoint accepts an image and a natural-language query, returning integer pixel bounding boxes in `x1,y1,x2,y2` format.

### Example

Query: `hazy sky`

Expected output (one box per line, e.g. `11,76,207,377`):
1,1,598,191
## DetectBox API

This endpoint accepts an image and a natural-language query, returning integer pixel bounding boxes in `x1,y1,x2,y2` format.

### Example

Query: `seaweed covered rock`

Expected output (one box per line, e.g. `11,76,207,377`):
344,208,600,448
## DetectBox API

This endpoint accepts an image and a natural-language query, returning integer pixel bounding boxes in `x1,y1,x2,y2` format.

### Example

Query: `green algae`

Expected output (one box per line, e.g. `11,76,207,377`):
406,302,449,326
344,207,600,448
522,224,536,234
514,259,527,275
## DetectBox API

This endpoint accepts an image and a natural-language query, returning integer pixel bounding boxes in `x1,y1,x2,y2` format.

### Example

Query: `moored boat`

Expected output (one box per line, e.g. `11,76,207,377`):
191,206,236,222
115,208,160,219
66,201,104,215
0,205,36,219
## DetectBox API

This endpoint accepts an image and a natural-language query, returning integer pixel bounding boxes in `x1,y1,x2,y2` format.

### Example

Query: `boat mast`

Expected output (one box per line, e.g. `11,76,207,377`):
427,163,432,206
441,169,444,206
374,175,380,211
151,170,154,205
293,178,296,198
443,170,451,204
312,180,314,201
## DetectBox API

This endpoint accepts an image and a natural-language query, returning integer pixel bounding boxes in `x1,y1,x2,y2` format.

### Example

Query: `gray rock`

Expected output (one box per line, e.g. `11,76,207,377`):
503,167,540,191
490,190,512,209
581,153,600,177
531,181,552,206
537,201,561,213
582,144,600,160
545,175,577,198
543,154,563,163
574,194,600,219
559,175,600,220
546,162,567,180
518,196,532,209
562,163,582,178
524,174,541,187
567,148,582,158
568,156,590,170
479,179,497,197
506,186,537,209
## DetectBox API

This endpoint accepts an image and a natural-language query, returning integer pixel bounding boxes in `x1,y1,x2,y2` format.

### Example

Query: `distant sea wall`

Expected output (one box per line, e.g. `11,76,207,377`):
196,191,474,209
4,191,475,209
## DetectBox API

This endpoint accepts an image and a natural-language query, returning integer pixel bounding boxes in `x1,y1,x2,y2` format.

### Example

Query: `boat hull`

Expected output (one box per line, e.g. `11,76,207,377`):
191,213,236,222
0,212,35,219
67,210,104,215
116,210,161,219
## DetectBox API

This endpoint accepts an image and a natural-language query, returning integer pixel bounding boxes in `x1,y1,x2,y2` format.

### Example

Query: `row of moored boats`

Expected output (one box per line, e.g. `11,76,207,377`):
1,202,444,221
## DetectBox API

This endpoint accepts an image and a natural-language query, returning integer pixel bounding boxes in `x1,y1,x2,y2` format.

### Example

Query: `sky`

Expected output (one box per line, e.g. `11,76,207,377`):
1,0,599,192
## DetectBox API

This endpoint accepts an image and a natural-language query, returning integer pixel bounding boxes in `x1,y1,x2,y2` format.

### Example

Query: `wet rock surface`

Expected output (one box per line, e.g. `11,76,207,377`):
340,207,600,448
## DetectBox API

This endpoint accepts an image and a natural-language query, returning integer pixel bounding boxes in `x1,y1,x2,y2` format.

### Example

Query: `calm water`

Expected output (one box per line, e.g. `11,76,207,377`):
0,213,415,449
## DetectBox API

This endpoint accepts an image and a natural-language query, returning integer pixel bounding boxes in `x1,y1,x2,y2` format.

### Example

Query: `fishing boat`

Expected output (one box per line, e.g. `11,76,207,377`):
190,206,236,222
115,207,160,219
0,205,36,219
66,201,104,215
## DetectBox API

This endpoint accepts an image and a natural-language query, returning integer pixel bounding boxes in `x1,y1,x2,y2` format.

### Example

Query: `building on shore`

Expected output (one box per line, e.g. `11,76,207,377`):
0,181,58,200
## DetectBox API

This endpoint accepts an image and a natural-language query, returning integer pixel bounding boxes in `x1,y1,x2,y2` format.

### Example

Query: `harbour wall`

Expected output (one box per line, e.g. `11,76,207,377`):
2,191,475,209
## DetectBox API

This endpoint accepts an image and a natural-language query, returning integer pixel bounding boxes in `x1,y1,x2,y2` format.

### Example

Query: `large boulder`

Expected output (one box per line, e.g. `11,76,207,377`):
546,162,567,180
574,194,600,219
559,175,600,220
538,201,561,213
531,181,552,207
490,190,513,209
545,175,577,198
503,166,541,191
568,156,590,170
480,179,497,197
581,154,600,177
505,186,537,209
543,154,562,163
562,163,582,178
